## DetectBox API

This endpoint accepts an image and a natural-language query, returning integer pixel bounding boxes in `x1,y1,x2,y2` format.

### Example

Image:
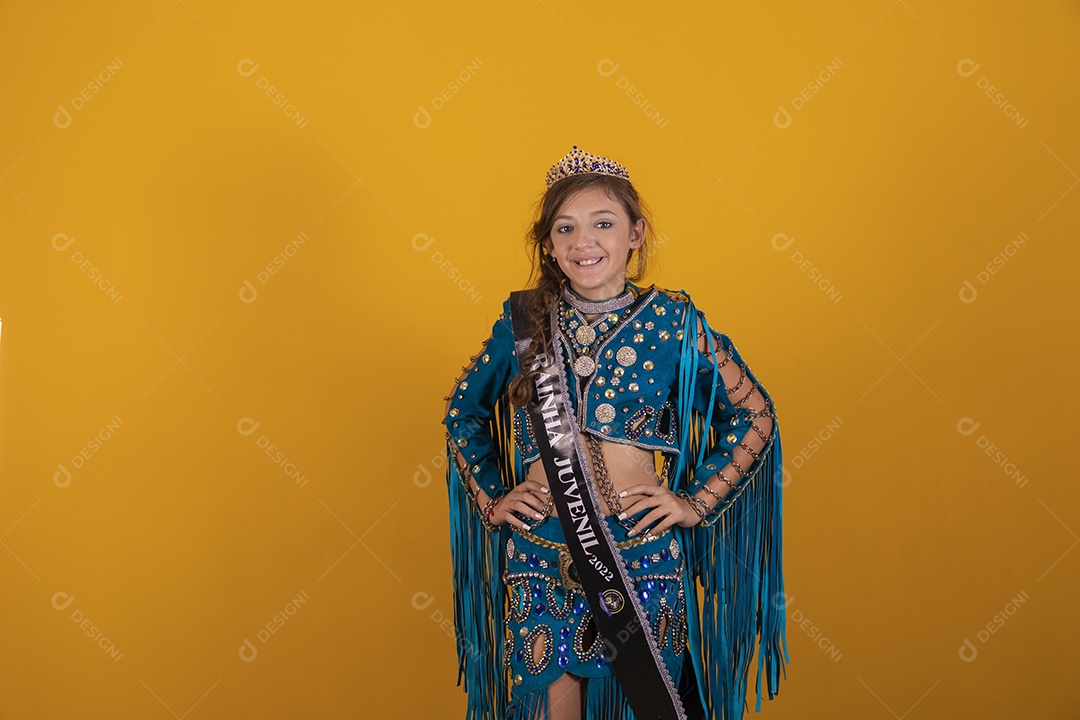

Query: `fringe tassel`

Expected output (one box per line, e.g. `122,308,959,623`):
752,432,788,711
446,396,523,720
585,675,635,719
507,676,635,720
674,303,789,720
508,687,549,720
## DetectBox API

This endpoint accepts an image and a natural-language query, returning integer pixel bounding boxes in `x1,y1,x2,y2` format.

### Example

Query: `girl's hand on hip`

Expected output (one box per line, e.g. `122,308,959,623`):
617,484,700,536
490,480,550,530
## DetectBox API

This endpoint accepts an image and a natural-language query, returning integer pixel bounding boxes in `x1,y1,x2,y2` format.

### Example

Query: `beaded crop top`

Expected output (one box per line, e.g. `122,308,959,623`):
444,283,778,506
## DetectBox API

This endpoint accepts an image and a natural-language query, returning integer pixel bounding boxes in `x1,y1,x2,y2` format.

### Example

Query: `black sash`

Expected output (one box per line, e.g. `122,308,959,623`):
509,291,685,720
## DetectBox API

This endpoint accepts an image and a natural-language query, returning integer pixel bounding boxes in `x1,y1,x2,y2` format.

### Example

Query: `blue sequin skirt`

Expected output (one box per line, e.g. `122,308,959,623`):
502,514,689,711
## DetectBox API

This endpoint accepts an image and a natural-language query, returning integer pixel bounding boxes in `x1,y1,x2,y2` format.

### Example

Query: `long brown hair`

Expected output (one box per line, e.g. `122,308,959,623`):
507,172,657,406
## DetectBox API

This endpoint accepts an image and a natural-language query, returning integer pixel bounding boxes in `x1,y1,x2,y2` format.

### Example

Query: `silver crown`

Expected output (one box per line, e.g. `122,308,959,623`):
544,145,630,188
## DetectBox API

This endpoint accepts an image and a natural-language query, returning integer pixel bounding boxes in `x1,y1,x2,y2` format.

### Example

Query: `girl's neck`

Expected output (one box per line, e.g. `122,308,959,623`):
562,282,635,319
565,281,629,303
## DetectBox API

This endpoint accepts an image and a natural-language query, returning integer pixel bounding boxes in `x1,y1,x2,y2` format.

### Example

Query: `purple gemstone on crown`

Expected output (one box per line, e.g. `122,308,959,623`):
544,145,630,187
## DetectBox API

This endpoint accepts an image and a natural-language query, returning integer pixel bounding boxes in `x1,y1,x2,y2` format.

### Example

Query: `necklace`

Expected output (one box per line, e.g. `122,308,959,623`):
558,296,637,379
562,285,634,315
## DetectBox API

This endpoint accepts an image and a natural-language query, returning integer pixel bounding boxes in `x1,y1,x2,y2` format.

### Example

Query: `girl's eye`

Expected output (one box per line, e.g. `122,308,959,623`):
596,221,612,229
556,225,573,233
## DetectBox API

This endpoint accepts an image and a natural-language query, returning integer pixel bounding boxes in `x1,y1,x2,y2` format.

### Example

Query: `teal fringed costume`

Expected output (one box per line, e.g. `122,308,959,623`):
444,283,788,719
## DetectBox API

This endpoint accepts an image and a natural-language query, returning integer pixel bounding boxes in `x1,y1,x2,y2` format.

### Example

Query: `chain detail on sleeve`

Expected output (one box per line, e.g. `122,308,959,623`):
725,364,748,397
678,490,709,524
446,431,503,532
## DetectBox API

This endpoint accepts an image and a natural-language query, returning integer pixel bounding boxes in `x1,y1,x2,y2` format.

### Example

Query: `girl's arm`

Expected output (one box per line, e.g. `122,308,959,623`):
684,314,777,519
443,301,518,525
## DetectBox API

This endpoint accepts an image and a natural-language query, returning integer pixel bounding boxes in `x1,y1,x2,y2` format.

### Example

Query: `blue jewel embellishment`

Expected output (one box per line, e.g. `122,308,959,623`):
659,580,669,594
596,657,606,668
528,554,539,568
645,580,655,591
640,555,651,569
515,649,523,661
660,549,670,561
557,642,569,653
640,589,650,601
558,655,570,668
534,603,547,616
560,627,572,640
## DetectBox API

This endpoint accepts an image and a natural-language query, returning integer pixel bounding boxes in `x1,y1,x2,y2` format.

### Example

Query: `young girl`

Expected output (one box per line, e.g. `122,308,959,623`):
444,147,787,720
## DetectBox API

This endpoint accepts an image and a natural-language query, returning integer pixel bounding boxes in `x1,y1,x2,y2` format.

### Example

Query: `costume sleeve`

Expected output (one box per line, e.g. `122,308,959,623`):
683,318,778,513
673,302,787,720
443,300,519,506
442,300,519,719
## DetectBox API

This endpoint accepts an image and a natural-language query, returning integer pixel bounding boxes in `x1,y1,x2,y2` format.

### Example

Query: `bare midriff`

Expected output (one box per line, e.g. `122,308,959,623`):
526,433,660,518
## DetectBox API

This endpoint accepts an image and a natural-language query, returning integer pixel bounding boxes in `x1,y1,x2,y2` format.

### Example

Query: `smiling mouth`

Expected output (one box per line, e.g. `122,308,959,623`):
574,257,604,267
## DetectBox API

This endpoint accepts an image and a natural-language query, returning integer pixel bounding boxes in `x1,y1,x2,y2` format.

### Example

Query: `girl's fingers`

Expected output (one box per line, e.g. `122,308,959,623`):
617,492,663,518
505,486,548,511
502,488,551,522
621,489,689,535
618,483,659,499
521,481,550,495
520,499,546,519
516,496,544,514
629,507,668,536
643,515,677,536
495,505,533,531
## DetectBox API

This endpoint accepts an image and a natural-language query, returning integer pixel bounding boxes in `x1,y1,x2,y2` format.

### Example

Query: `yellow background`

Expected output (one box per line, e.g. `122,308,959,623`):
2,2,1078,718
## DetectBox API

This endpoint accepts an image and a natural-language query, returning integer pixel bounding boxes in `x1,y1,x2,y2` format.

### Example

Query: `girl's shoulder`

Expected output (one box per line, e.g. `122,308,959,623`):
634,283,694,307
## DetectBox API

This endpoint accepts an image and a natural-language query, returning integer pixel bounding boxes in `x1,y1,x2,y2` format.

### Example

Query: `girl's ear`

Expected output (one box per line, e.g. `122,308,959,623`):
629,218,646,249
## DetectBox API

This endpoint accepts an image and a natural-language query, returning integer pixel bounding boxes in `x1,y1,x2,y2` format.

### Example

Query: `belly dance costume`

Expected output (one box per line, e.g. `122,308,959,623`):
444,282,787,719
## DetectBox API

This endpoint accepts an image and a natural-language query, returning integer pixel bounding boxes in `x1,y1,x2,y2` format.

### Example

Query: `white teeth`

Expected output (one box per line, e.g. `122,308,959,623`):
576,258,602,266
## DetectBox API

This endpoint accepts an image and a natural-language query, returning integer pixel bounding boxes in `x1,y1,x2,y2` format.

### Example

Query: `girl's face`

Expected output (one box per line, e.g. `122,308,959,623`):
544,185,645,302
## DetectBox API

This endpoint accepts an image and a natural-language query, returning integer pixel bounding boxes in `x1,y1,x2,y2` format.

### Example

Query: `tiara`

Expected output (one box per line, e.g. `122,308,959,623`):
544,145,630,188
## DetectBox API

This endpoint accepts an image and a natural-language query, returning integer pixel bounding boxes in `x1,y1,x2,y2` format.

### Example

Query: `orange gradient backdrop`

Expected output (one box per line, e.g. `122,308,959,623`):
1,2,1078,718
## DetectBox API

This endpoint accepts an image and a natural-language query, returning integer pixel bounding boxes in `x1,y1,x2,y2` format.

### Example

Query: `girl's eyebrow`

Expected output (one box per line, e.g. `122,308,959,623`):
553,209,618,221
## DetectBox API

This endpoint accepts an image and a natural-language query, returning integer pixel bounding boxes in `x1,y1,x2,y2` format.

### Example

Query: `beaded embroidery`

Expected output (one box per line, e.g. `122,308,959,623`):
625,406,656,442
524,625,554,675
654,401,677,443
653,603,675,651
